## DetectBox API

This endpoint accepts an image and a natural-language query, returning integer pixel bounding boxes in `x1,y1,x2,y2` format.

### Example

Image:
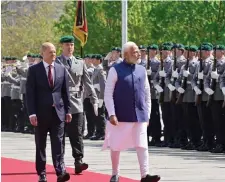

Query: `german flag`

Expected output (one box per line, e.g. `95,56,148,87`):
73,0,88,47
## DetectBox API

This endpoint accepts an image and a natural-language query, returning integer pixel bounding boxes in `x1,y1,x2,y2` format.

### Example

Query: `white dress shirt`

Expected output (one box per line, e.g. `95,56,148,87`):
104,67,151,120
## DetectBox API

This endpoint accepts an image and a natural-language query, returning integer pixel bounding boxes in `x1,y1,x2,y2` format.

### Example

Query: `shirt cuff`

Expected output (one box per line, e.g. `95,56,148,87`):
29,114,36,118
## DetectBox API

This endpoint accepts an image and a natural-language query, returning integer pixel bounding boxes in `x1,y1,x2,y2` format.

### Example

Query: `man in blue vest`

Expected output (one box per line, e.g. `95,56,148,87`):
103,42,160,182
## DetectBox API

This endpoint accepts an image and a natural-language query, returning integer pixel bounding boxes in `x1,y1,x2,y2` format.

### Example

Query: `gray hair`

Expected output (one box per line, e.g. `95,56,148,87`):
122,41,137,57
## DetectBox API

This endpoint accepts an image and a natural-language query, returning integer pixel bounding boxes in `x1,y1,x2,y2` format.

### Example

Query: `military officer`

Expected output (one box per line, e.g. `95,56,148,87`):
146,44,162,146
193,43,215,151
153,45,174,147
138,45,147,67
2,57,13,131
16,55,34,133
55,35,98,174
83,54,96,139
5,65,23,132
206,45,225,153
90,54,106,140
175,45,202,150
170,44,188,148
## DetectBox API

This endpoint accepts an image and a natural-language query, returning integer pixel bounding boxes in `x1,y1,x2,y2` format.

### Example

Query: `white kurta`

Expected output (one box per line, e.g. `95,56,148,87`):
102,66,151,151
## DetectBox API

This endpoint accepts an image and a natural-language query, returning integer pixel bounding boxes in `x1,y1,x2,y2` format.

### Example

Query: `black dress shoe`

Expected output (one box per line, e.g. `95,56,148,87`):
110,175,119,182
141,174,160,182
90,135,104,140
57,172,70,182
75,162,88,174
211,144,224,153
38,174,47,182
84,133,93,139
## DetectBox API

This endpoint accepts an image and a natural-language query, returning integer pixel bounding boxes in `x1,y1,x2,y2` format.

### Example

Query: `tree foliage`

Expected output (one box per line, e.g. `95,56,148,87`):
55,0,225,55
1,2,63,58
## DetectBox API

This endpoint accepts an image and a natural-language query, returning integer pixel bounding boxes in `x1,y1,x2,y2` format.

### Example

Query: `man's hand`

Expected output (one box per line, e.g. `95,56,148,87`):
65,114,72,123
109,115,119,126
30,116,38,126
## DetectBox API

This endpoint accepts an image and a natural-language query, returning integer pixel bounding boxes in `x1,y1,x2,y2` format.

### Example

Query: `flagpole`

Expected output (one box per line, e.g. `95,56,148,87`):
122,0,128,47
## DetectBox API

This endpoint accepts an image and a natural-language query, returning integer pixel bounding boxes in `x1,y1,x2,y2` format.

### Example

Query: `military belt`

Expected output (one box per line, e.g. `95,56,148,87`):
187,81,191,84
21,78,27,81
69,87,80,92
11,85,20,89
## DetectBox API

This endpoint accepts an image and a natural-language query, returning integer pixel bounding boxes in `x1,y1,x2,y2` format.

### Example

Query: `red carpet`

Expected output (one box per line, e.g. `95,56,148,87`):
1,157,138,182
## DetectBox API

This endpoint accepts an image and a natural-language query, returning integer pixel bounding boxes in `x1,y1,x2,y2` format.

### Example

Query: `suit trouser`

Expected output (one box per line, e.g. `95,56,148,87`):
161,102,174,142
94,105,106,136
67,113,84,163
210,101,225,146
197,101,214,145
3,96,12,129
9,99,23,130
147,99,161,140
83,98,95,135
35,108,66,176
183,102,202,144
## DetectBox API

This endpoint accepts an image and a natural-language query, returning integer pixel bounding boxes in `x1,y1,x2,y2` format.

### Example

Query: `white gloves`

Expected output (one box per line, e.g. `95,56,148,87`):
155,84,163,93
178,87,185,94
168,83,176,91
194,86,202,95
198,72,203,79
172,69,179,78
98,99,103,108
205,88,214,95
159,69,166,77
211,71,219,79
147,68,152,75
93,103,98,116
222,87,225,95
183,69,190,78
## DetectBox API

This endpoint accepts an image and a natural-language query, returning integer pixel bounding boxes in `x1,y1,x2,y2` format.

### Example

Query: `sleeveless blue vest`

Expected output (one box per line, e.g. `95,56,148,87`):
113,61,148,122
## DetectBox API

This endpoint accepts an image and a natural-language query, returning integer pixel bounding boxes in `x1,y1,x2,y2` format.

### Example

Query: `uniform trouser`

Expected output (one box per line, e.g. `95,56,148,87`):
35,108,65,176
183,102,202,144
94,105,106,136
147,99,161,140
210,100,225,146
67,112,84,163
23,94,32,129
1,97,5,129
3,96,12,129
161,102,174,142
83,98,95,135
197,101,214,145
172,102,187,143
9,99,23,130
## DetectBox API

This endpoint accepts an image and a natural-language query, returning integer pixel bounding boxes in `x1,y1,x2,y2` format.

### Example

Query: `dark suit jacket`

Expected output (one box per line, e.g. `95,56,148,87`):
26,61,71,122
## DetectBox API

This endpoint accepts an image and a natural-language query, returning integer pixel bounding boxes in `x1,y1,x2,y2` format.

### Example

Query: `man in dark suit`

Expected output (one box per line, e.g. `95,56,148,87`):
26,42,72,182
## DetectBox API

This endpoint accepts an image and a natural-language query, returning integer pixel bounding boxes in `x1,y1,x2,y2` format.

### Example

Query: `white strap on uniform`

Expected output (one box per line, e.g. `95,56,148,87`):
21,77,26,81
12,85,20,89
57,58,77,88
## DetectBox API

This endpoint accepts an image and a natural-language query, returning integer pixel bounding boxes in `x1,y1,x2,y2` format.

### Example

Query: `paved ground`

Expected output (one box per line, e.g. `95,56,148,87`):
1,132,225,182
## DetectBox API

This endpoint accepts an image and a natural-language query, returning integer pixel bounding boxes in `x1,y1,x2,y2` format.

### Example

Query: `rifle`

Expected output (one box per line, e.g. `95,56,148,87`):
176,48,190,104
158,49,165,104
222,96,225,108
206,47,217,107
146,46,150,70
170,47,177,103
195,46,203,106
